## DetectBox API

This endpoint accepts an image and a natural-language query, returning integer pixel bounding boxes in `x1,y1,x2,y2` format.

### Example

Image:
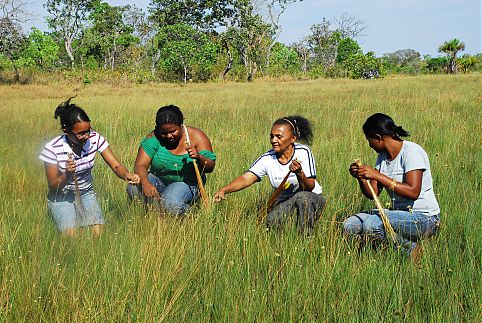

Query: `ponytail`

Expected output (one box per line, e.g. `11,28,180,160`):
54,96,90,131
363,113,410,139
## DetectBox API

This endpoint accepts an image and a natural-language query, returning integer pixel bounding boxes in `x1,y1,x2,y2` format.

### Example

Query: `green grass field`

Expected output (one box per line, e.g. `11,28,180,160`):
0,74,480,321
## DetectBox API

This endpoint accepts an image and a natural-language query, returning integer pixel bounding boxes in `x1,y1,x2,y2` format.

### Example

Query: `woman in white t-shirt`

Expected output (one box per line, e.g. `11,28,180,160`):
344,113,440,256
214,116,325,233
39,98,139,236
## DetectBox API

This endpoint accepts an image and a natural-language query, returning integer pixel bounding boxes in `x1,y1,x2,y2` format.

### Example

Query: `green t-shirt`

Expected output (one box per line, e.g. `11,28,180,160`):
141,135,216,185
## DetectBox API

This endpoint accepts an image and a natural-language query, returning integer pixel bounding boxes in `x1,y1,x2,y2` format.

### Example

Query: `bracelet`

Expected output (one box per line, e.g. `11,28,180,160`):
389,179,397,191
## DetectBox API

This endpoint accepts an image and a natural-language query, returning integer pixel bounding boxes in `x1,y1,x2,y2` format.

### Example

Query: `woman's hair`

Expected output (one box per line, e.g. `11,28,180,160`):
155,105,184,127
54,96,90,131
363,113,410,139
273,115,313,145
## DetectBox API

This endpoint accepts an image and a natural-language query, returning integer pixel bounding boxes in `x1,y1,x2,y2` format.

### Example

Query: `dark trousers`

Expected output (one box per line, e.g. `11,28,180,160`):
266,191,326,234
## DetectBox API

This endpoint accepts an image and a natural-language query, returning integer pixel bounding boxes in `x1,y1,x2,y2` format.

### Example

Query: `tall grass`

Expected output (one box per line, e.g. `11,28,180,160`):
0,74,480,321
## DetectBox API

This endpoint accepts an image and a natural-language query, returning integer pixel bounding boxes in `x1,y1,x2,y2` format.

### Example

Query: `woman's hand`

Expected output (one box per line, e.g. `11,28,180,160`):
213,190,226,203
289,159,302,174
142,182,160,199
349,162,360,178
125,173,140,184
185,143,199,160
355,165,380,180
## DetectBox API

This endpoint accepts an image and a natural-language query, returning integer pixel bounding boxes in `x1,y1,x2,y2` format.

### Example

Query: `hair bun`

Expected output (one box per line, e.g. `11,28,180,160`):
54,96,77,119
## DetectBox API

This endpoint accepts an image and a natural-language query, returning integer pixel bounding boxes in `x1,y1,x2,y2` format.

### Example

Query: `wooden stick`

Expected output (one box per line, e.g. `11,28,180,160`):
258,170,291,225
354,159,398,243
183,125,210,207
68,153,86,220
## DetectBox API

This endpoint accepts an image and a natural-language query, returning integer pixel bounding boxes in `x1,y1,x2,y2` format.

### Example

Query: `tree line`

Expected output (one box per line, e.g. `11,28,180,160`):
0,0,480,83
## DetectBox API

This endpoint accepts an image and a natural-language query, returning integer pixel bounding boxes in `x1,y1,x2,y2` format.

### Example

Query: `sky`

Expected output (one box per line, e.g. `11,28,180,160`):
23,0,481,56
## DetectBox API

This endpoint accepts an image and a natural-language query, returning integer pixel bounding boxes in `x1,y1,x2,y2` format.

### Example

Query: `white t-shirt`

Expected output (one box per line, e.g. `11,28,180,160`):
375,140,440,216
39,131,109,193
248,143,322,202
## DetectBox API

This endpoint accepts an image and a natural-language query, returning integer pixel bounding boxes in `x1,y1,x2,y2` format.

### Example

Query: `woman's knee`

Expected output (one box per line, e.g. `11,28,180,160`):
163,195,189,215
343,216,363,235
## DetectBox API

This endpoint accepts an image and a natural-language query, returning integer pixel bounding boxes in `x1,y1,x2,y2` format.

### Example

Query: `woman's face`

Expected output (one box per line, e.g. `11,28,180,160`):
365,134,384,153
270,124,295,153
157,123,182,144
66,121,91,146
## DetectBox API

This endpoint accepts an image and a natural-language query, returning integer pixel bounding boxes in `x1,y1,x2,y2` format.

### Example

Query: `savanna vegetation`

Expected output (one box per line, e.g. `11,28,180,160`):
1,0,481,84
0,74,480,321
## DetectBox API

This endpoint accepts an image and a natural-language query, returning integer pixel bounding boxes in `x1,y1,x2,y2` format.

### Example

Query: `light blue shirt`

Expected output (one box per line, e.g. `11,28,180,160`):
375,141,440,216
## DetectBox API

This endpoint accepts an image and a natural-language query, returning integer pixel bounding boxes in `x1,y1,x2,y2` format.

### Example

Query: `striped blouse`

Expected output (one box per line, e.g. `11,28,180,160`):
39,131,109,193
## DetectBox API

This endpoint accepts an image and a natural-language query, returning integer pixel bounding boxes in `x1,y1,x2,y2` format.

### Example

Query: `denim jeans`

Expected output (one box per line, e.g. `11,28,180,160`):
127,173,199,216
266,191,326,234
343,209,440,252
47,190,105,232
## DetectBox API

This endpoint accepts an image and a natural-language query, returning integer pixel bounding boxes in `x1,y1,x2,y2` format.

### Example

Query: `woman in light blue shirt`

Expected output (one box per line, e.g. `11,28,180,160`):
344,113,440,258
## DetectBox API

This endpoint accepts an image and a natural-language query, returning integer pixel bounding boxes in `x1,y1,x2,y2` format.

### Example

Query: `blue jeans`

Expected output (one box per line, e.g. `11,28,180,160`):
47,190,105,232
343,209,440,252
127,173,199,216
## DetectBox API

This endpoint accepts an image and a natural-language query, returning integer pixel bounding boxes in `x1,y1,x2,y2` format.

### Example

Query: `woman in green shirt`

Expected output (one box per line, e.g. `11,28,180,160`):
128,105,216,215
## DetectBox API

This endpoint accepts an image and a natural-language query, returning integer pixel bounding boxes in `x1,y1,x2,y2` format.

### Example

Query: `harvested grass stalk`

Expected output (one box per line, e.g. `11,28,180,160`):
68,152,86,221
257,170,291,225
354,159,398,243
183,125,210,207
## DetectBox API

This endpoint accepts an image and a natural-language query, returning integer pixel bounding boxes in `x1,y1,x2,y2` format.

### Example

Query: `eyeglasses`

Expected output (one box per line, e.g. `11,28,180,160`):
71,128,91,139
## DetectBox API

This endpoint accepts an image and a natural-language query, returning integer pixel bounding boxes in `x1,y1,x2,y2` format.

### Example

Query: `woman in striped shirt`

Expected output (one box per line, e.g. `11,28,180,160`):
39,98,139,236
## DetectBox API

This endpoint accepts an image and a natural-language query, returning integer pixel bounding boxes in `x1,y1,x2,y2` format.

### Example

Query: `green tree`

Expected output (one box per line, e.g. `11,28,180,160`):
156,23,217,82
269,42,300,76
263,0,300,73
438,38,465,74
382,49,422,74
423,55,449,74
345,51,384,79
0,0,28,82
83,2,138,70
148,0,236,30
221,0,271,81
336,37,361,64
457,54,479,73
19,28,59,69
45,0,98,68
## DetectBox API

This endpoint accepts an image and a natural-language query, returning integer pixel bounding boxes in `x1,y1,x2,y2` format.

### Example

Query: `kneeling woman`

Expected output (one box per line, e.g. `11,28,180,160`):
214,116,326,233
128,105,216,215
39,98,139,236
344,113,440,254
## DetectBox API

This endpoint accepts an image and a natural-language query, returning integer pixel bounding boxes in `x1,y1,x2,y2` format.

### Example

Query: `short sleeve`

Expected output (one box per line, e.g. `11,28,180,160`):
199,150,216,161
39,145,57,165
301,148,316,178
248,155,268,181
140,136,160,158
96,134,109,153
403,148,426,173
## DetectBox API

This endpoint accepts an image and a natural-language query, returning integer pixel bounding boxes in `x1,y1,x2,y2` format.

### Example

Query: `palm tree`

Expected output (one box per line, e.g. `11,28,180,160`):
438,38,465,74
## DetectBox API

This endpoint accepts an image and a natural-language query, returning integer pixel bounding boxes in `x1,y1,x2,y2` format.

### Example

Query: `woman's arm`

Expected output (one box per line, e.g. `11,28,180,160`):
213,172,258,202
354,164,423,200
133,147,159,198
100,147,139,183
44,159,75,192
290,159,315,191
185,126,216,173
